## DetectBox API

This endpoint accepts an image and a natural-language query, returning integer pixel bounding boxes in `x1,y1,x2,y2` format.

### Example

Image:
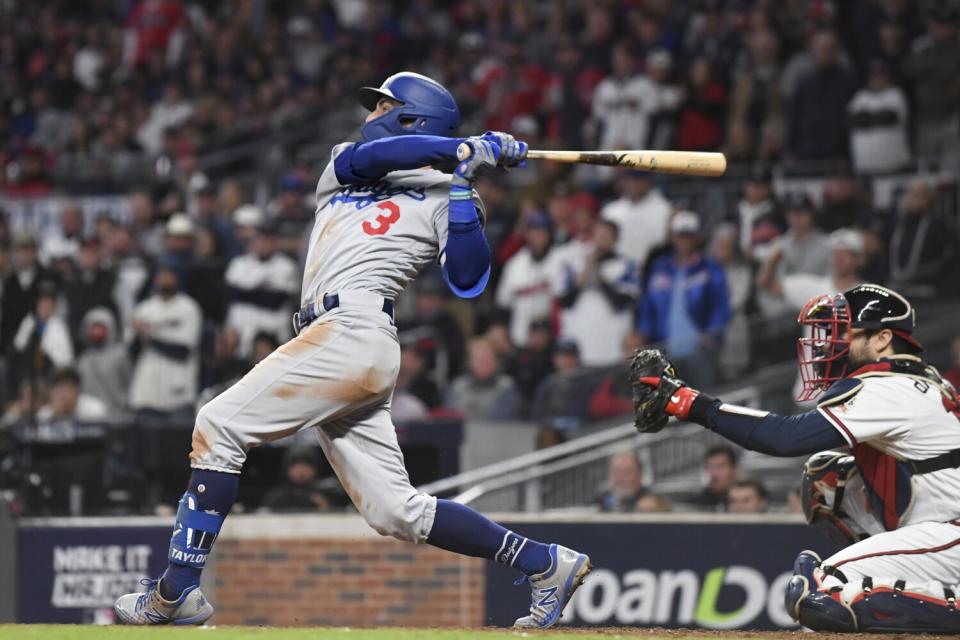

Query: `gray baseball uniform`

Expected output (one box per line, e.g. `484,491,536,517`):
190,143,478,542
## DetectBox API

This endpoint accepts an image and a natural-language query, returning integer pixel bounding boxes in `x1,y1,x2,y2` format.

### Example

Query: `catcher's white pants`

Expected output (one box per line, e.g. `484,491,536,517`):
190,296,437,543
819,521,960,604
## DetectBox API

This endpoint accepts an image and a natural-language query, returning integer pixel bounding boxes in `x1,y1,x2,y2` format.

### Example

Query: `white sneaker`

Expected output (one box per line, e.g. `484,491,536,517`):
114,579,213,625
514,544,592,628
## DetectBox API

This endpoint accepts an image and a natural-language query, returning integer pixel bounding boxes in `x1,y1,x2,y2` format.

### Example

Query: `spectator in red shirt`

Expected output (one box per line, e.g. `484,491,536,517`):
676,56,727,151
125,0,186,68
473,38,549,132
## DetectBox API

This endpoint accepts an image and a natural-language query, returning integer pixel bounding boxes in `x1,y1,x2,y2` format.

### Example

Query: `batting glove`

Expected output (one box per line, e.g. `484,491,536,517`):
481,131,528,167
451,137,501,189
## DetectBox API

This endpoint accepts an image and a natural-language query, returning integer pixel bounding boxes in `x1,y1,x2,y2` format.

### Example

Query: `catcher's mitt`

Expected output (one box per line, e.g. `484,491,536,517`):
629,348,680,433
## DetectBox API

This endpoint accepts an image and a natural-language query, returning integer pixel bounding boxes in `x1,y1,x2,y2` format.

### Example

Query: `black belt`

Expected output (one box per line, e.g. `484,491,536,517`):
292,293,394,335
907,449,960,475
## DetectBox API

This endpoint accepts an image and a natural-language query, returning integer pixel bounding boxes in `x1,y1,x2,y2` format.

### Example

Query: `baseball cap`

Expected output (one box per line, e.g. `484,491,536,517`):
283,445,319,469
556,339,580,356
279,174,307,193
37,279,58,299
529,317,553,333
256,219,280,236
50,367,82,387
287,16,314,37
647,48,673,71
784,192,814,212
829,228,864,255
748,163,773,184
623,168,651,179
188,172,214,195
670,210,702,235
525,211,552,230
233,204,265,227
570,192,599,217
13,232,38,249
166,213,195,236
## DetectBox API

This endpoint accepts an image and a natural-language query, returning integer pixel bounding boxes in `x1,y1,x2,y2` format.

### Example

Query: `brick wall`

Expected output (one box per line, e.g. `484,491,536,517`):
207,515,485,627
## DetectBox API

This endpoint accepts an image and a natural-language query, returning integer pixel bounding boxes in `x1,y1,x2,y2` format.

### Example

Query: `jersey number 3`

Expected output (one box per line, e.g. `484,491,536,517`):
362,201,400,236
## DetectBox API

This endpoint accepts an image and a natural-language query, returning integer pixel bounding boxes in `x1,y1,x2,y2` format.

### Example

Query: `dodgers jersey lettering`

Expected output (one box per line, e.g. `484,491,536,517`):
818,368,960,526
301,142,480,305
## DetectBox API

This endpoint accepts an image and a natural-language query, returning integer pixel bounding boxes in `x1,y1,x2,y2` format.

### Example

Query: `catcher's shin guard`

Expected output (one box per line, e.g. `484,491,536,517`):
785,550,858,632
848,581,960,633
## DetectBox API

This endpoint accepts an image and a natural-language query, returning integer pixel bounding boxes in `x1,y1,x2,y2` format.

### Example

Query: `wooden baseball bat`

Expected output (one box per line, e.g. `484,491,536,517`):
456,143,727,177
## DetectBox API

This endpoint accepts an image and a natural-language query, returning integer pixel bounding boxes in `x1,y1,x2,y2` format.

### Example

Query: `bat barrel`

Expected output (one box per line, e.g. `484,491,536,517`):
456,144,727,177
526,150,727,177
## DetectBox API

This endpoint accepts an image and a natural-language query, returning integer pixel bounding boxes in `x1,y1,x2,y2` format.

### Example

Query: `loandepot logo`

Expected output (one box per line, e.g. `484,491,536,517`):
564,566,797,629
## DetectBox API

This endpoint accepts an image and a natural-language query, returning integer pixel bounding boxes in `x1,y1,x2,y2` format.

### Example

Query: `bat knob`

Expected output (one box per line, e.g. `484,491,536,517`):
456,142,472,162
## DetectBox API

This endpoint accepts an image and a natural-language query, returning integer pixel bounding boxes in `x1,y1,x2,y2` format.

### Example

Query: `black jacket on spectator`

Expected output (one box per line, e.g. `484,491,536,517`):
509,347,555,404
789,66,857,160
188,258,227,324
407,373,441,410
1,267,54,353
63,267,118,344
889,213,953,298
259,478,345,513
687,487,729,512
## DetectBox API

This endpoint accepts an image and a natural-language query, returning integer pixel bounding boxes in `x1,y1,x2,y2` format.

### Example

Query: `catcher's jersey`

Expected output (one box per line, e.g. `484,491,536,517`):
818,363,960,527
300,142,462,305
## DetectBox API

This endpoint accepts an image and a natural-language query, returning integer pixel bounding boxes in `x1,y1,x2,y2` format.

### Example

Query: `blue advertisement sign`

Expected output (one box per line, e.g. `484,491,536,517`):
485,521,834,630
18,525,170,623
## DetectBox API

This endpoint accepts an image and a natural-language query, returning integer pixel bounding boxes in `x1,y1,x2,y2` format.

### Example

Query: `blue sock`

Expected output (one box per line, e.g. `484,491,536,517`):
160,469,239,600
426,499,552,576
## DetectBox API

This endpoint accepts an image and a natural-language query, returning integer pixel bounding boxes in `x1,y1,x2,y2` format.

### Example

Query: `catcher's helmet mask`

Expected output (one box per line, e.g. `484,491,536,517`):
358,72,460,141
796,284,920,401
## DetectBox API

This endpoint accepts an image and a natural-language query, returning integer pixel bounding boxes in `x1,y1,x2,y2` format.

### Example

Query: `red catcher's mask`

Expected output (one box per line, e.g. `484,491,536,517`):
796,293,851,401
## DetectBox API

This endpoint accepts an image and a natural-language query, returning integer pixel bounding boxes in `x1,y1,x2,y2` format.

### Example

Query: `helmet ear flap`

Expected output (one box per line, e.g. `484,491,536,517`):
357,72,460,141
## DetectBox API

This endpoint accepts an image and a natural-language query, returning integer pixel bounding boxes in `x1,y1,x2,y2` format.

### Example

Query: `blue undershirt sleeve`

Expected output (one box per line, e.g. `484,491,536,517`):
442,188,490,296
334,136,463,184
687,397,847,457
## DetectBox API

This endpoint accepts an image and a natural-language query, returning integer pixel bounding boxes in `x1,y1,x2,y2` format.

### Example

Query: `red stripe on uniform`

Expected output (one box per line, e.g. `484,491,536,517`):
853,444,901,530
833,536,960,568
848,586,951,608
884,455,898,528
821,407,858,445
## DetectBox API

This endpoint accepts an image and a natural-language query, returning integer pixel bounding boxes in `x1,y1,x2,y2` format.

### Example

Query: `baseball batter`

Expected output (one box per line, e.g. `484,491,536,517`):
631,284,960,633
115,72,591,628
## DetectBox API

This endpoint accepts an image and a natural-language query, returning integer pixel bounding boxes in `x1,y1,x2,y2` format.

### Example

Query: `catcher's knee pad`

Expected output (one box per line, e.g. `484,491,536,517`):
785,550,858,632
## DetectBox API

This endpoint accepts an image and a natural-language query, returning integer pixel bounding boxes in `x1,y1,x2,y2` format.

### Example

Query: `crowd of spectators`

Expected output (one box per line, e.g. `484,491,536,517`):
0,1,959,514
595,446,781,514
3,0,960,191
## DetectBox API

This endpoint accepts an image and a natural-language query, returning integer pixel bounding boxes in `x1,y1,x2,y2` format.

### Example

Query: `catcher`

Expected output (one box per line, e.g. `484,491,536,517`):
631,283,960,633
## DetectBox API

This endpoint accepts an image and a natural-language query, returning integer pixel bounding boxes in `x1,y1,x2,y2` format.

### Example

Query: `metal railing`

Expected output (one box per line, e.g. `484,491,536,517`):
418,384,769,512
418,301,960,513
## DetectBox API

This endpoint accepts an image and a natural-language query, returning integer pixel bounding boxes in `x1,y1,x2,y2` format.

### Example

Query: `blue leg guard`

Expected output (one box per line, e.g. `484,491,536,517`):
161,470,237,600
785,550,858,632
168,491,226,569
850,581,960,633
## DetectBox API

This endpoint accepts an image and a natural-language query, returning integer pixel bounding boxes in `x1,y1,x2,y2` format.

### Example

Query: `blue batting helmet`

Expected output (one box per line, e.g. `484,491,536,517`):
358,72,460,141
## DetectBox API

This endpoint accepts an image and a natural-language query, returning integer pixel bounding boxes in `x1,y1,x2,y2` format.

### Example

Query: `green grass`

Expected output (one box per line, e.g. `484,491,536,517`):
0,627,720,640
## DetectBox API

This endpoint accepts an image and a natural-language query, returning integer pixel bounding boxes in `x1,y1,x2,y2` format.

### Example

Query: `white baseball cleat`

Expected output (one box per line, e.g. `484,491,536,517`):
514,544,592,629
114,579,213,625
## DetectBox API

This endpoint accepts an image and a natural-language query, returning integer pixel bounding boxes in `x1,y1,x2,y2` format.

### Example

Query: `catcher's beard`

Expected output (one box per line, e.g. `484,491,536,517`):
844,336,876,373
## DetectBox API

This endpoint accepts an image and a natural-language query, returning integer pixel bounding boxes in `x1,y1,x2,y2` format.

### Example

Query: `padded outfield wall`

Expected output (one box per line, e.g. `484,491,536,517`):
6,513,833,628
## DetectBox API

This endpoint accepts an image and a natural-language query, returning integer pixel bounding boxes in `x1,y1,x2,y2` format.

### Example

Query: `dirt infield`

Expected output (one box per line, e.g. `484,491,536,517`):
554,629,952,638
2,626,954,640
